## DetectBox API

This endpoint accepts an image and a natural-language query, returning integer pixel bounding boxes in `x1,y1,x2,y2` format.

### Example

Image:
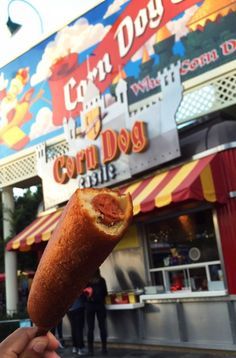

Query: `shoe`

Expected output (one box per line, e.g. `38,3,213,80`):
102,348,108,355
78,348,86,356
72,347,77,354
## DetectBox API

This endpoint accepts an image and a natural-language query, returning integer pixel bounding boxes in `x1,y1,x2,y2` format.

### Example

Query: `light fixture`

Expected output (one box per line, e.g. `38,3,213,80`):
7,16,22,35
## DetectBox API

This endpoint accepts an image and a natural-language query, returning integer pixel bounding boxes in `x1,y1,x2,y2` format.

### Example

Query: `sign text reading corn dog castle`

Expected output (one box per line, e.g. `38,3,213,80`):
50,0,202,190
53,120,148,186
34,0,211,208
50,57,183,189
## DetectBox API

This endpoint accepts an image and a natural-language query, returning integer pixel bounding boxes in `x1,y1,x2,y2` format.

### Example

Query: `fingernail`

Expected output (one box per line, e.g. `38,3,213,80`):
33,341,47,353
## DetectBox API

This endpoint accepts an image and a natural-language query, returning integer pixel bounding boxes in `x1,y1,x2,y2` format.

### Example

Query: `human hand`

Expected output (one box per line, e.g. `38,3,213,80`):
0,326,60,358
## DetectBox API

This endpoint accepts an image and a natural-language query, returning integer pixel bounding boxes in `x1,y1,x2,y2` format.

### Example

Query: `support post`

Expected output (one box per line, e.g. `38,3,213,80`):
2,186,18,316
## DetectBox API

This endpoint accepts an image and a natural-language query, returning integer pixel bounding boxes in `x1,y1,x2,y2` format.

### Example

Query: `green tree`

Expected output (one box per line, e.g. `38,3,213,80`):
13,186,42,234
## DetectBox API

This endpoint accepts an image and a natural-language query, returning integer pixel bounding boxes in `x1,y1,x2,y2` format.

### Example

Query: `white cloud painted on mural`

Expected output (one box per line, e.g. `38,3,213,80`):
31,19,111,86
17,2,197,84
167,6,199,41
103,0,129,19
131,5,199,62
29,107,57,139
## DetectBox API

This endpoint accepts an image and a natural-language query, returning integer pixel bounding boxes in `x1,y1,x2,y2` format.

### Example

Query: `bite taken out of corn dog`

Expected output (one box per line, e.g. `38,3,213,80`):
27,187,133,332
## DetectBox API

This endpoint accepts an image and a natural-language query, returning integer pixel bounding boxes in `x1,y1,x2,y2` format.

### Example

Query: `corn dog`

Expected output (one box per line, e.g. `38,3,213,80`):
27,188,133,331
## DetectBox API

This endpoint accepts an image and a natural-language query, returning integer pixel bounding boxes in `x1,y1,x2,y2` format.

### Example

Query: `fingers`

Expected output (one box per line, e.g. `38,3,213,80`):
0,327,60,358
44,332,60,351
0,327,38,355
20,346,61,358
20,332,60,358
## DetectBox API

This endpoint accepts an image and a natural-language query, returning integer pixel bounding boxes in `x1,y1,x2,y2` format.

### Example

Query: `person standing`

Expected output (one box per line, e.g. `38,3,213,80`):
85,269,108,356
67,294,86,356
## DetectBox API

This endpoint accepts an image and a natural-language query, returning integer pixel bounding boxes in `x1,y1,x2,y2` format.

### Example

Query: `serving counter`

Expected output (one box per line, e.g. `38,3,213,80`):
104,302,145,342
131,293,236,350
140,290,227,302
99,292,236,350
62,289,236,350
106,303,144,310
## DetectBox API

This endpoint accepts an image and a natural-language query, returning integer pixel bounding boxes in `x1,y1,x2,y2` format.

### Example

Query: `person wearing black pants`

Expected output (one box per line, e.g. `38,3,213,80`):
68,294,86,355
85,269,108,356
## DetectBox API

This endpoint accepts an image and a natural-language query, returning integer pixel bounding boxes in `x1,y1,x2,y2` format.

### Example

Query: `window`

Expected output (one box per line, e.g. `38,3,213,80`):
146,209,225,294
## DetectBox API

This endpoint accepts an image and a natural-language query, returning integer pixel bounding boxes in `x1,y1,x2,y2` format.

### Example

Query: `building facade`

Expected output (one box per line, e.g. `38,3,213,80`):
2,0,236,350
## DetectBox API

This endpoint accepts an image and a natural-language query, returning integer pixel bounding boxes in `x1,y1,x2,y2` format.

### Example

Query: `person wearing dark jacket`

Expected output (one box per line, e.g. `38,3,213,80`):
84,269,108,356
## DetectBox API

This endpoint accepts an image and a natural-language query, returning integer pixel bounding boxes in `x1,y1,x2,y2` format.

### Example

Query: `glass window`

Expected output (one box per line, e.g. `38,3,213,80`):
146,209,225,294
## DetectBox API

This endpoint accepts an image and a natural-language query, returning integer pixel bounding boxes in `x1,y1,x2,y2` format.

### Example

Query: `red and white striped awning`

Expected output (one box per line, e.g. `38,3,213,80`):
7,154,226,252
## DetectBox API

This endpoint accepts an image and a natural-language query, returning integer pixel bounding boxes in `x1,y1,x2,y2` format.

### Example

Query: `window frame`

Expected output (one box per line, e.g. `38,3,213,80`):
143,204,227,297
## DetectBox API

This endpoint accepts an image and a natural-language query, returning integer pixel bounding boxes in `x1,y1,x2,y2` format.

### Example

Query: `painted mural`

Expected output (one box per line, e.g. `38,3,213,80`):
0,0,235,160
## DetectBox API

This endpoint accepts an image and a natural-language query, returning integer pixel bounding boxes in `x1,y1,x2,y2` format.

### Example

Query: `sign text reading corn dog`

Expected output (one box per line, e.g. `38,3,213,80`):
49,0,201,124
53,121,148,185
48,0,201,192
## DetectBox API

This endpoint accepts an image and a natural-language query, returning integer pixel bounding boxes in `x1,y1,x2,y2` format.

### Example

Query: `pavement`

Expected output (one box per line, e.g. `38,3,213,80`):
57,344,236,358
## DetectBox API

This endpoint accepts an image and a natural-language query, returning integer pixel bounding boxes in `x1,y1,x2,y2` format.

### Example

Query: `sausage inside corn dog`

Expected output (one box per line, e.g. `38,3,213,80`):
27,188,133,332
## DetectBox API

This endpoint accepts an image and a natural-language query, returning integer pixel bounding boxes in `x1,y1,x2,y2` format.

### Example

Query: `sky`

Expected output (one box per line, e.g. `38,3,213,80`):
13,186,37,197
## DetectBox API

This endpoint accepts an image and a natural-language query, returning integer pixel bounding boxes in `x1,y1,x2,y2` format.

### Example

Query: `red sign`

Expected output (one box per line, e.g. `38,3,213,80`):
49,0,202,125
